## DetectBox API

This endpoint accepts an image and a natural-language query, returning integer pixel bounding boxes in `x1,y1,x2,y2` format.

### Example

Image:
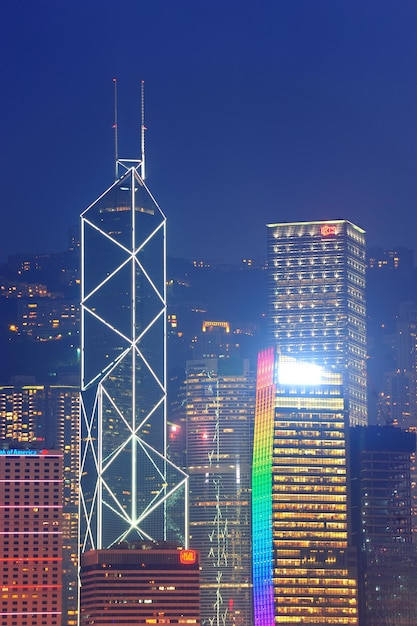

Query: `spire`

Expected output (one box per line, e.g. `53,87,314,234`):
113,80,146,179
141,80,146,180
113,78,119,181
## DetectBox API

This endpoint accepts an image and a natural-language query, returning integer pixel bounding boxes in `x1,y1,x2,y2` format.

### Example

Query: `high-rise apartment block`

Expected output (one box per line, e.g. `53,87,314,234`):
185,357,255,626
79,545,201,625
79,165,188,550
0,447,63,626
252,349,358,625
267,220,367,425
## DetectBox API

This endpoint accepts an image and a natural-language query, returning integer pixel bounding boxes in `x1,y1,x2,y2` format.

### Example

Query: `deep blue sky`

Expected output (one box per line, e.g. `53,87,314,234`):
1,0,416,262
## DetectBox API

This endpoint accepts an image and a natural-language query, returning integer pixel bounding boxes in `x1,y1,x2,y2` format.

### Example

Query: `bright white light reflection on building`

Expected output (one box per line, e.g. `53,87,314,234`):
277,361,323,385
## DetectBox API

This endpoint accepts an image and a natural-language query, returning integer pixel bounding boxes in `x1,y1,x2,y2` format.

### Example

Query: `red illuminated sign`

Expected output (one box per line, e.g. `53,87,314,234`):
180,549,197,565
320,224,337,237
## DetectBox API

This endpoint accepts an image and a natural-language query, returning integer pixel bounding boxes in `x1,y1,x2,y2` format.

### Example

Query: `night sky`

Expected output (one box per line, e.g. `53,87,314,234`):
1,0,416,262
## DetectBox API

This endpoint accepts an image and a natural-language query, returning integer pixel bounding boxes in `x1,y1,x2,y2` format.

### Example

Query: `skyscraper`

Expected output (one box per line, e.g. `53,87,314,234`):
79,164,188,552
0,383,79,625
0,447,63,626
252,349,358,625
350,425,417,625
267,220,367,426
185,357,255,626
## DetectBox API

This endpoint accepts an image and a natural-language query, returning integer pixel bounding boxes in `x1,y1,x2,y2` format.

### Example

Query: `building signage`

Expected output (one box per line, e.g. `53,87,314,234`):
0,449,46,456
320,224,337,237
180,549,197,565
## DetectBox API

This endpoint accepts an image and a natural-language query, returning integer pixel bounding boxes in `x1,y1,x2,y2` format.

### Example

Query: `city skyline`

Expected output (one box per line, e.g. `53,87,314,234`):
1,1,416,263
0,210,415,624
0,2,416,621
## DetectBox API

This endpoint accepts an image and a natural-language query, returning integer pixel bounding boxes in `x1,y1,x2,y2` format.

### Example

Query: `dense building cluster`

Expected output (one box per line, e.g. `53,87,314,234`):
0,167,416,626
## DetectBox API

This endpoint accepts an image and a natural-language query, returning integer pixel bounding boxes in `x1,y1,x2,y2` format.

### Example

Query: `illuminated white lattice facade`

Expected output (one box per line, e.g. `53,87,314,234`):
79,166,188,552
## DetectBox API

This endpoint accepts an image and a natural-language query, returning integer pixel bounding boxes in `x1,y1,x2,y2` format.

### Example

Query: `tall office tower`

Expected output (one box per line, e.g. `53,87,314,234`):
0,447,63,626
350,426,417,625
252,349,358,625
267,220,367,426
185,357,255,626
80,164,188,552
79,544,201,625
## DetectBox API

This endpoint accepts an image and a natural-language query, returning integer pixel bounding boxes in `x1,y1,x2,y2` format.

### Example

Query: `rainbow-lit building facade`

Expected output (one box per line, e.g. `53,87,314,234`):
252,349,358,625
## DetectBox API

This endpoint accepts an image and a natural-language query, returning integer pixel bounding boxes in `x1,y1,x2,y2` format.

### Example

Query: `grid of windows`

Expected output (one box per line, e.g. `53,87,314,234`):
252,352,358,625
80,548,200,625
0,451,63,626
0,385,79,625
186,358,254,626
267,220,367,426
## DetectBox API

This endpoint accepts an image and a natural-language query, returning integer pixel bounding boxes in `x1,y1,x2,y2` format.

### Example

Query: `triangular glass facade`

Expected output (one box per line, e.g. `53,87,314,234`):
79,167,188,552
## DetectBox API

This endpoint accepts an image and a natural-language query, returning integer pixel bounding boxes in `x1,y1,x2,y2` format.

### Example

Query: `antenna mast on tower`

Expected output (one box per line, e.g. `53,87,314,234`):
141,80,146,180
112,79,146,177
113,78,119,180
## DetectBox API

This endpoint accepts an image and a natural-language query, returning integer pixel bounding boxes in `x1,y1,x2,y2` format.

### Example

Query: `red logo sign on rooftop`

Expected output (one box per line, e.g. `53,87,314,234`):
320,224,337,237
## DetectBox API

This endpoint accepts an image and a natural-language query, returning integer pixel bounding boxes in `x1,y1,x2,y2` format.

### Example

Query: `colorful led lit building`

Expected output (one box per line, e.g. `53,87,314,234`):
79,544,201,625
267,220,367,426
185,357,255,626
252,349,358,625
79,163,188,551
0,447,63,626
